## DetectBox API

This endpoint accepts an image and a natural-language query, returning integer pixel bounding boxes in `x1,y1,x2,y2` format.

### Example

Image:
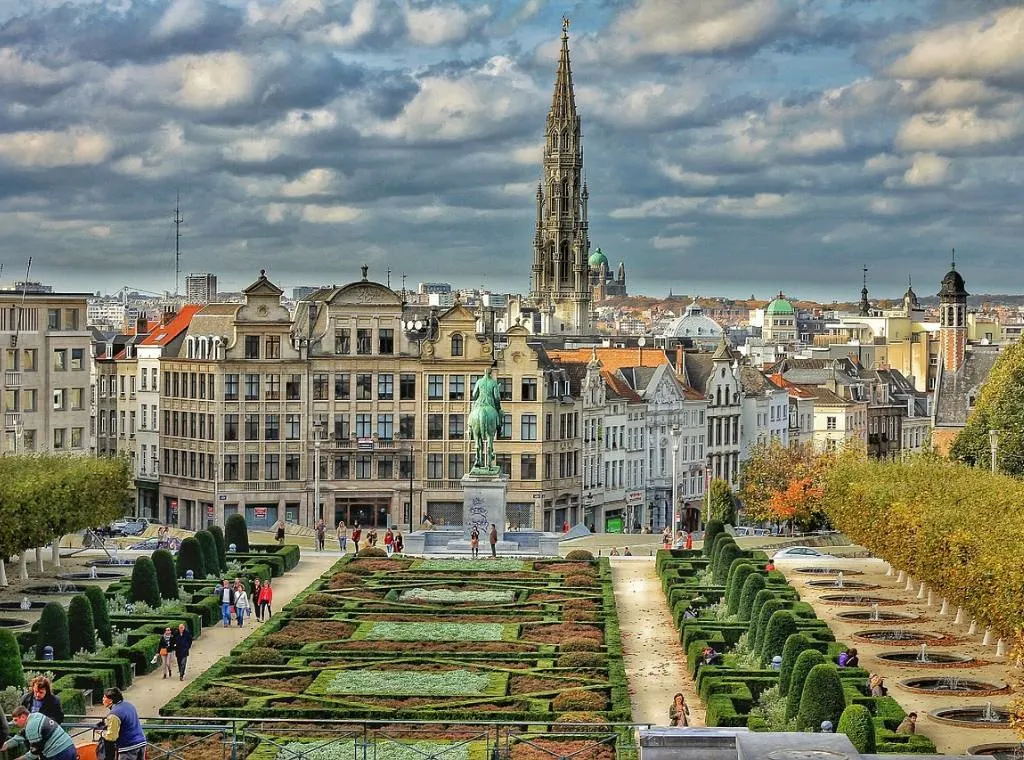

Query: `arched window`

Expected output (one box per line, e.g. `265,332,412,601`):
561,129,569,150
451,333,464,357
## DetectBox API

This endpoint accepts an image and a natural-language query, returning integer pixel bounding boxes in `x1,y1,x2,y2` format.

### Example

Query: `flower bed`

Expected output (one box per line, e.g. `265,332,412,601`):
414,558,526,572
248,739,473,760
355,622,514,642
309,669,508,697
399,588,516,604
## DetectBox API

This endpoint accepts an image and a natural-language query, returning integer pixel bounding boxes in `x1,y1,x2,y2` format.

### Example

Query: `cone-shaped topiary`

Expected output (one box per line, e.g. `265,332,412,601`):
837,704,876,753
176,536,206,579
208,524,228,571
751,599,785,653
747,588,776,636
152,549,179,600
195,530,218,578
779,633,812,695
225,513,250,553
0,628,26,689
760,609,799,664
68,594,96,655
84,585,111,646
35,602,70,660
797,663,847,731
702,520,724,556
709,534,734,573
785,648,826,720
738,573,767,621
714,542,744,585
130,555,161,607
725,562,756,615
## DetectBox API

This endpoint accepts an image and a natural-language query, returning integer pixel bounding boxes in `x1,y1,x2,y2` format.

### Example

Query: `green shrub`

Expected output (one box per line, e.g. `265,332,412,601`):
785,649,826,719
225,513,250,553
725,562,756,615
208,524,228,572
709,534,734,573
737,573,767,621
152,549,179,600
553,712,608,732
195,531,219,578
189,687,247,708
176,537,206,579
0,629,25,689
560,638,601,652
760,610,799,664
357,547,388,558
837,704,876,753
714,543,744,585
67,595,96,655
751,600,784,653
747,589,776,637
797,663,846,731
565,574,597,587
303,593,338,607
235,647,286,665
35,603,70,660
292,604,330,618
552,690,608,711
779,633,812,695
564,550,594,560
130,555,161,607
557,652,604,668
702,520,725,556
84,586,112,647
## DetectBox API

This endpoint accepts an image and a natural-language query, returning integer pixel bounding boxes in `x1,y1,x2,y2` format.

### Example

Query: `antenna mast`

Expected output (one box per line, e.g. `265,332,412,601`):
173,191,184,297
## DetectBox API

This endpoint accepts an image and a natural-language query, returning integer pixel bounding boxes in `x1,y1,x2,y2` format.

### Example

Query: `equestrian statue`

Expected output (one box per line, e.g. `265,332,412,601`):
468,366,502,475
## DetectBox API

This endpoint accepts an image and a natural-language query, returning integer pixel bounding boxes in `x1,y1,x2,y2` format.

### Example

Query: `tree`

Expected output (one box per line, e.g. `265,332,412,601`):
726,563,757,615
195,531,219,579
741,439,836,528
714,543,743,585
176,537,206,579
838,704,876,753
225,513,250,553
767,477,825,532
130,556,161,607
36,602,70,660
68,594,97,654
152,549,179,600
785,649,826,720
706,479,736,525
84,585,111,647
0,628,25,689
797,663,847,731
208,524,228,572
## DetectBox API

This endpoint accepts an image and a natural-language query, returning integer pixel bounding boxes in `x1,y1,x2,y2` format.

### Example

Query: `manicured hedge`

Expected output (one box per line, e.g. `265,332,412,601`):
759,610,798,664
838,704,876,753
797,663,845,730
702,520,725,556
36,602,70,660
0,628,25,689
177,537,206,578
68,594,96,655
208,524,228,572
737,573,766,621
785,649,825,720
195,530,219,578
779,633,811,695
130,555,161,607
225,512,250,553
84,585,112,647
152,549,179,600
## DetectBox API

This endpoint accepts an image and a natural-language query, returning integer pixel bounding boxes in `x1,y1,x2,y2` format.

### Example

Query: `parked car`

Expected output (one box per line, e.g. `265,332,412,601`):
96,519,146,537
771,546,836,562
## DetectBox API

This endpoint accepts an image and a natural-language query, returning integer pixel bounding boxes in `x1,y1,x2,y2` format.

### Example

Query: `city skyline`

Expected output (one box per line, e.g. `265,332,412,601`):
1,0,1022,300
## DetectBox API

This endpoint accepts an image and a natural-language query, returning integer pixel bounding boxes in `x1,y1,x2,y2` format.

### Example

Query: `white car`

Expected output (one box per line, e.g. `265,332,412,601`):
771,546,836,562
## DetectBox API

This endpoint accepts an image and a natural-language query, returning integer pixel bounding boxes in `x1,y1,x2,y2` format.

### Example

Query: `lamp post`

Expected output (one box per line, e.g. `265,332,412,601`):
671,424,680,536
313,419,323,526
989,429,999,474
407,443,415,533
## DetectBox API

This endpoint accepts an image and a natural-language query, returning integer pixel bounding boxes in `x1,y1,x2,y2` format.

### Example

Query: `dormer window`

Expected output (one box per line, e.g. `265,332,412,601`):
451,333,464,357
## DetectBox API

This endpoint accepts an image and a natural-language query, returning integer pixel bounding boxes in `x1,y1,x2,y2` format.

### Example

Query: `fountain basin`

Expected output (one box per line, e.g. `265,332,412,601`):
819,594,903,606
58,571,125,580
0,600,48,611
852,629,954,646
0,617,30,629
929,706,1011,728
878,651,975,668
88,559,136,567
793,567,863,575
836,610,921,623
806,579,878,590
22,582,99,595
899,677,1008,696
967,743,1024,757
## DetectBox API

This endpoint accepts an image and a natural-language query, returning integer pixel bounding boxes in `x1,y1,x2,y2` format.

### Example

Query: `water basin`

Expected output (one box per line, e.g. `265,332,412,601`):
793,567,863,575
806,579,877,590
58,570,125,580
900,677,1008,695
878,650,975,667
88,558,136,567
0,600,48,611
852,629,951,646
966,743,1024,757
22,582,98,595
819,594,903,606
929,705,1011,727
0,617,30,629
836,609,921,623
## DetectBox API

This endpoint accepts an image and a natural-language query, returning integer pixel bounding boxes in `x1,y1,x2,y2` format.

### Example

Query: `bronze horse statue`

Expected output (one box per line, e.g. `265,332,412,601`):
468,367,502,474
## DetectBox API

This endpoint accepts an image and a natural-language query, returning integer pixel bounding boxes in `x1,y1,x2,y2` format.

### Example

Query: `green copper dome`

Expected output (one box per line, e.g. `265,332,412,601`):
588,248,609,268
765,292,794,315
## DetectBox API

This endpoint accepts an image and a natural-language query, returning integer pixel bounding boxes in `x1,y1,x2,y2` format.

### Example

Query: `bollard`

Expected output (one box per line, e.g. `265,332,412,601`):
185,570,195,580
229,544,237,552
968,619,977,635
996,639,1007,657
43,645,54,661
954,607,965,625
917,582,926,599
982,628,993,645
938,599,949,616
905,576,914,592
771,656,783,671
896,570,904,583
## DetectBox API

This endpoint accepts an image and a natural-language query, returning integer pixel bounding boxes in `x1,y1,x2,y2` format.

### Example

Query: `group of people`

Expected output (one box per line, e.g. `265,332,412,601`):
608,547,633,556
155,623,194,680
661,529,695,550
468,524,500,558
315,521,407,555
218,577,273,627
1,678,145,760
153,526,180,551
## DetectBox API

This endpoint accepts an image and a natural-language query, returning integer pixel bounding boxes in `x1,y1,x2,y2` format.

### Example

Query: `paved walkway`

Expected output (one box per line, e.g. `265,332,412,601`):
85,553,337,718
610,558,704,727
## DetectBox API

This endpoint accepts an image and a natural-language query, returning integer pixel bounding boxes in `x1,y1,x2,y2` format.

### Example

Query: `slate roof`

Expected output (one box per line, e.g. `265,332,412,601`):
739,366,783,396
933,345,1002,427
603,370,643,403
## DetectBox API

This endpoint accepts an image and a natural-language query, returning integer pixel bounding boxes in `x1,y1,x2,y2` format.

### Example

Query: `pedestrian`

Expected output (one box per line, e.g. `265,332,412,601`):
251,578,263,621
488,524,498,558
470,526,480,559
765,558,776,572
337,521,348,553
561,520,569,533
394,529,404,555
218,579,235,627
0,710,7,751
99,688,147,760
869,674,886,697
669,692,690,727
158,626,174,678
609,547,620,556
661,527,671,549
315,519,326,551
234,582,251,626
672,531,684,549
257,579,273,620
384,528,395,557
352,524,362,553
624,546,632,556
171,623,193,681
896,712,917,734
272,518,285,546
368,527,378,547
3,707,77,760
20,677,64,724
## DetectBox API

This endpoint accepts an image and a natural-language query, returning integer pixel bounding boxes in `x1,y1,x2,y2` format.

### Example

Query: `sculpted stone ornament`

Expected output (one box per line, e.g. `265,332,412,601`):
468,366,502,476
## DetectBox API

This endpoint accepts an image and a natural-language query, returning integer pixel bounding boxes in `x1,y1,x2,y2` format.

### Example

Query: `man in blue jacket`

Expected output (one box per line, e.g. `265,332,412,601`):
99,688,146,760
3,706,77,759
171,622,193,681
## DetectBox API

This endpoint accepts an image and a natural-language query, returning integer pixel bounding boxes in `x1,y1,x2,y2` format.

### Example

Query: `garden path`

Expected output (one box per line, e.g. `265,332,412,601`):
611,558,704,727
83,553,337,719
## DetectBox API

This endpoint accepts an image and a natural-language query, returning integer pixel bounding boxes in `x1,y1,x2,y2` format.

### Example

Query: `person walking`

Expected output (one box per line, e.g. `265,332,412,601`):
234,582,251,626
352,525,362,553
251,578,263,622
272,518,285,546
368,527,378,547
158,626,175,679
394,529,404,555
315,519,326,551
384,528,395,557
684,531,693,550
470,526,480,559
171,623,193,681
257,579,273,620
669,693,690,727
20,677,64,724
337,521,348,553
488,524,498,558
3,708,77,760
99,688,146,760
218,579,235,628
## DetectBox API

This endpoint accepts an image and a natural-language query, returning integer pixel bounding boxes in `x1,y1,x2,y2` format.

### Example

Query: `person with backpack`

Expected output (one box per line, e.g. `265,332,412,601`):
3,707,77,760
98,688,146,760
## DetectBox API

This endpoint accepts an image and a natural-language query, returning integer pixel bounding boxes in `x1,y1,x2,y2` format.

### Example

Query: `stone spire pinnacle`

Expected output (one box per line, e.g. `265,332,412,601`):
550,17,577,119
859,266,870,317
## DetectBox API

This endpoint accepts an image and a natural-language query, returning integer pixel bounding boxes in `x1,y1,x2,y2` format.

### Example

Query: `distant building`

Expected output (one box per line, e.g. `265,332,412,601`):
88,299,129,330
588,248,627,301
292,286,329,301
0,281,53,294
418,282,452,296
185,273,218,304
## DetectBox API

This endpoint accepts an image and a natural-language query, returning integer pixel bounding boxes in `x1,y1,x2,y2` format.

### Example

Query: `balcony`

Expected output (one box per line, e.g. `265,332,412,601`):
4,412,22,429
425,479,462,490
4,371,22,387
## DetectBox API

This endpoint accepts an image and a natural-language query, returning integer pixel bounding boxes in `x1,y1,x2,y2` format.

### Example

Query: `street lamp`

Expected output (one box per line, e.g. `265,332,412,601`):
671,424,680,536
989,429,999,474
313,419,323,526
407,443,414,533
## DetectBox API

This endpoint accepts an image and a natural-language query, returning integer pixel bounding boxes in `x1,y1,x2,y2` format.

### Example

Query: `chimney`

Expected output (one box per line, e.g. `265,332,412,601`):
162,307,177,325
675,343,684,380
135,313,148,336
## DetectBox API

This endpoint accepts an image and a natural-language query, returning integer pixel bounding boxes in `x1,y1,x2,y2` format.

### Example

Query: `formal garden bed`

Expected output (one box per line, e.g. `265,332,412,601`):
657,521,938,754
161,553,633,759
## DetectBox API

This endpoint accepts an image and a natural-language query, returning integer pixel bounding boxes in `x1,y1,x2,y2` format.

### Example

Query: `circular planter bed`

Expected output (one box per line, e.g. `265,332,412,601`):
852,629,955,646
898,677,1008,696
928,706,1011,728
819,594,904,606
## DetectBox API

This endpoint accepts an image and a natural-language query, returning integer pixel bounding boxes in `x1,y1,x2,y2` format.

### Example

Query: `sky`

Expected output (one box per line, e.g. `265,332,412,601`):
1,0,1023,302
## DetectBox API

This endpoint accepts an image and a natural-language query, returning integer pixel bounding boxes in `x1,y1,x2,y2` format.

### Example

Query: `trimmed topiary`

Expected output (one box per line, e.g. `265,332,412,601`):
208,524,228,572
236,647,286,665
737,573,767,621
0,628,26,689
357,547,388,558
152,549,179,600
709,534,734,574
785,648,826,720
225,513,250,553
837,704,876,753
747,589,776,637
292,604,330,618
565,574,597,587
779,633,812,695
564,550,594,561
702,520,725,556
797,663,846,731
560,638,601,652
130,555,161,607
714,542,743,585
552,690,608,711
177,536,206,579
759,609,799,664
84,585,111,647
557,651,604,668
751,599,784,654
67,594,97,655
726,562,757,615
35,602,70,660
195,530,219,578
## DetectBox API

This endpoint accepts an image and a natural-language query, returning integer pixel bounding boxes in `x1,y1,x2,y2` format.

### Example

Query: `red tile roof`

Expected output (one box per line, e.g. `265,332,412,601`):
139,304,204,346
548,347,668,372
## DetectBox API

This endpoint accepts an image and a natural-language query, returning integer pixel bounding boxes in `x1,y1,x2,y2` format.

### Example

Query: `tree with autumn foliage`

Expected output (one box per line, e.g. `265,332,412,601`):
768,477,825,530
740,439,834,530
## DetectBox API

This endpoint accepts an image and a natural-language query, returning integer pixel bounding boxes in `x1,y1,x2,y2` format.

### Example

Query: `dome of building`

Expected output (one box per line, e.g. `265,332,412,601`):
588,248,609,269
939,264,967,298
660,299,724,341
765,291,795,315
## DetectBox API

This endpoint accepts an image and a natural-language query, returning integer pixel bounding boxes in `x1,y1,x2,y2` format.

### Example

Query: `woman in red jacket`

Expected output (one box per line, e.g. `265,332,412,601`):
384,528,395,557
257,579,273,620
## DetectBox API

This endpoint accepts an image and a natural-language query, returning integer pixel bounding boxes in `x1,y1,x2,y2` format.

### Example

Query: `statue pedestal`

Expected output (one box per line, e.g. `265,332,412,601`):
462,473,508,542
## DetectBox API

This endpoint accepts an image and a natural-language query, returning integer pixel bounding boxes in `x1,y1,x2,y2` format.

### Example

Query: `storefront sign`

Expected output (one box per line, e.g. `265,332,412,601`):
254,507,267,519
207,505,215,517
625,489,644,506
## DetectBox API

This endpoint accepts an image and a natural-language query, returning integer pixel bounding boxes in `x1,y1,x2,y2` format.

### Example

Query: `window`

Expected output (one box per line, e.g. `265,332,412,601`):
355,454,372,479
53,428,66,449
140,370,147,391
826,416,837,430
333,414,350,441
451,333,464,356
399,373,416,400
355,413,372,438
64,309,80,331
265,335,281,359
313,373,329,400
265,374,281,400
53,349,66,371
265,414,280,441
244,335,260,359
70,388,84,411
356,373,372,400
448,375,465,401
377,414,394,440
499,413,512,440
285,454,301,480
521,454,537,479
244,454,259,480
71,349,84,371
399,454,414,479
265,454,280,481
427,375,443,400
427,453,444,479
427,414,444,440
498,377,512,401
356,329,372,355
377,373,394,400
333,455,350,479
224,455,238,481
335,330,351,355
286,374,302,400
71,427,84,449
286,414,301,440
378,457,394,479
521,377,537,401
448,454,464,480
334,373,350,400
544,414,553,440
448,414,465,440
521,414,537,441
378,328,394,355
245,414,260,440
244,374,260,401
152,406,158,430
141,403,148,428
52,389,66,410
224,374,239,400
151,367,158,392
47,309,60,330
496,453,512,477
399,414,415,439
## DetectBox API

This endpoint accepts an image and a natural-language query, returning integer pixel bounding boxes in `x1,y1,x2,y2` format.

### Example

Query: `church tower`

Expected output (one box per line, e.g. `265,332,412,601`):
858,266,870,317
938,254,968,373
530,17,591,335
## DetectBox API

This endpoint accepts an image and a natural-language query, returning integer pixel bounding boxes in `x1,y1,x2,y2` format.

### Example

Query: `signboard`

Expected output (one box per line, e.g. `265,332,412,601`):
625,489,644,506
207,505,215,517
358,438,374,450
254,507,268,519
218,494,227,501
532,492,544,499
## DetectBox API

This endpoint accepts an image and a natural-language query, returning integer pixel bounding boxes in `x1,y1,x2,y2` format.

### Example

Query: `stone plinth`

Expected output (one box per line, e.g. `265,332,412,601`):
462,473,508,542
